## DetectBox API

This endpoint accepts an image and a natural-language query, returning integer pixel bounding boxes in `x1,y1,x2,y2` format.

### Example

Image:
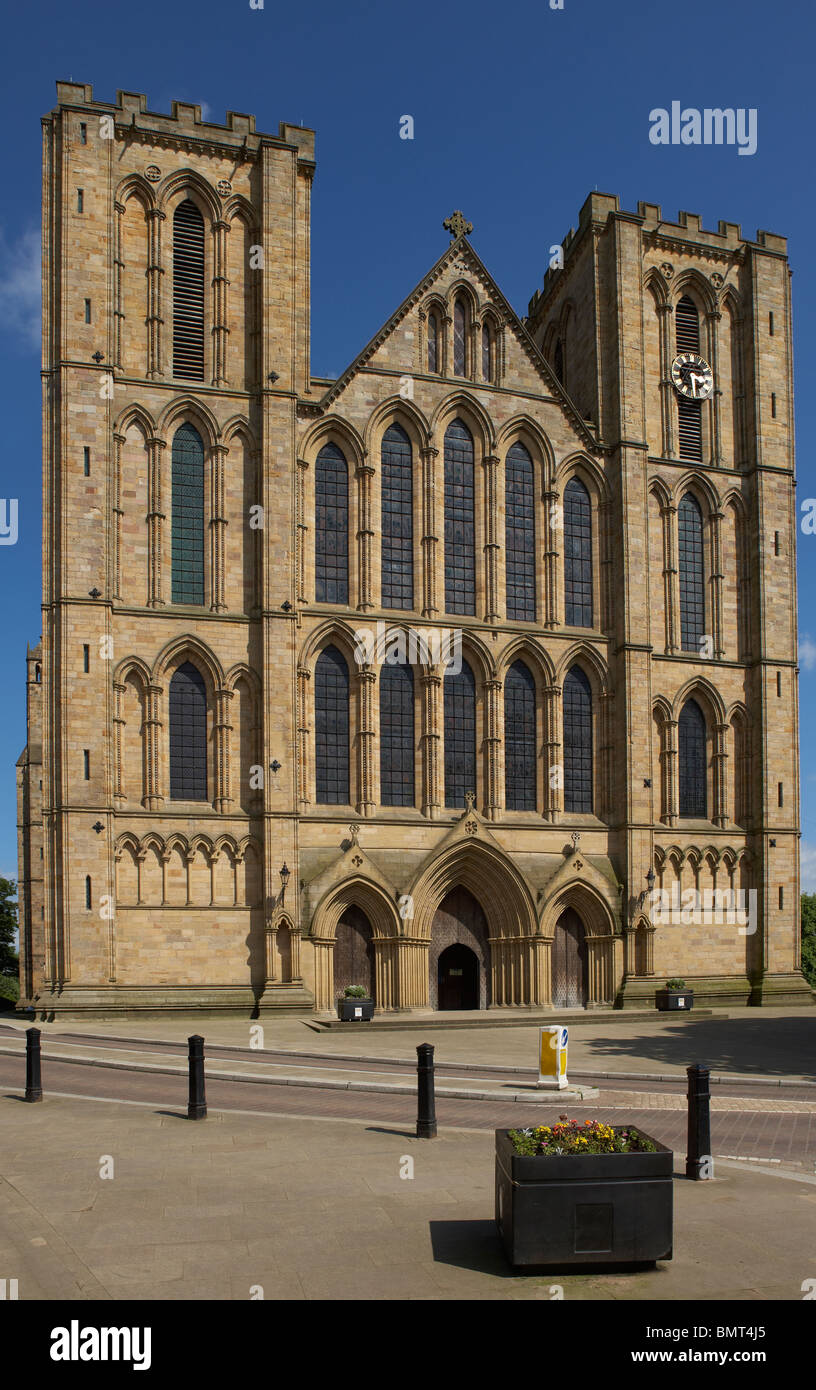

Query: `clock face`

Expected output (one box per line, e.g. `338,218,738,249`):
671,352,714,400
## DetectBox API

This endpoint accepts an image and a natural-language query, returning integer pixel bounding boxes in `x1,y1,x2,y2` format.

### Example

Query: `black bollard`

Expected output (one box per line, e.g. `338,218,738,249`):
187,1034,207,1120
686,1061,712,1179
25,1028,43,1103
416,1042,437,1139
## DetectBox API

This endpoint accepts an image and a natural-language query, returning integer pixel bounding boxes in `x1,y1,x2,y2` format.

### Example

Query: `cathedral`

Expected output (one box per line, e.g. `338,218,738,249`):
15,81,812,1018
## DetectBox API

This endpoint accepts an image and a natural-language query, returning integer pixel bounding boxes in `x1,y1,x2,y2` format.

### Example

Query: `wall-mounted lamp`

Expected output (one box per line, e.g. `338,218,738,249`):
279,862,291,899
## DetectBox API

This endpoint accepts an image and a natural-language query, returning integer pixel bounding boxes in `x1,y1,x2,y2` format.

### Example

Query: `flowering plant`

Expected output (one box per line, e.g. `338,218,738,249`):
508,1118,657,1157
341,984,369,999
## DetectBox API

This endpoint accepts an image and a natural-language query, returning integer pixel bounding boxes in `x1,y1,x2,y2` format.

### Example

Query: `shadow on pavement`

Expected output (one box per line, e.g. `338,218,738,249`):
581,1014,816,1080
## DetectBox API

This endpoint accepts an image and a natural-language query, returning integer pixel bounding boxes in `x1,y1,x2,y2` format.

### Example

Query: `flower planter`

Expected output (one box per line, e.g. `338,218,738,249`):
656,988,694,1012
336,998,375,1022
495,1127,673,1268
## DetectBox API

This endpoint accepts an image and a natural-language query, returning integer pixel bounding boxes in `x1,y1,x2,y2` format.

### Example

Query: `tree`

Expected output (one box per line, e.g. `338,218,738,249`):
802,894,816,989
0,877,18,977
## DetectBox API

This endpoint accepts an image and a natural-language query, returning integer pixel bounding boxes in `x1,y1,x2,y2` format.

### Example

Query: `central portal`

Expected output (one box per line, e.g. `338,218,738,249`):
430,886,489,1010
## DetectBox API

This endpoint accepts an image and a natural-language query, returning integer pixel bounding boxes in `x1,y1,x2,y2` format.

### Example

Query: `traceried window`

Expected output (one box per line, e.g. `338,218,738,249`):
675,295,703,461
482,323,492,382
678,492,704,652
172,199,205,380
381,424,413,610
678,698,706,817
444,419,476,615
171,423,205,605
563,666,592,814
380,661,414,806
564,477,592,627
169,662,208,801
427,312,439,373
315,646,350,804
315,443,349,604
505,442,535,621
505,660,536,810
444,660,476,808
453,299,467,376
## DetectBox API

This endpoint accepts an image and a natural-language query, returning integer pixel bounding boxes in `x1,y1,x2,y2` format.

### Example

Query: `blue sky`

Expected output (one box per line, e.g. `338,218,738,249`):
1,0,815,885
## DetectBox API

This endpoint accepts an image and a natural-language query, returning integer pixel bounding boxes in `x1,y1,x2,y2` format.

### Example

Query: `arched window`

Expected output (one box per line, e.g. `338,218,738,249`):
169,662,208,801
381,424,413,610
482,322,492,382
675,295,703,461
564,477,592,628
444,660,476,808
444,419,475,615
427,312,439,373
563,666,592,813
315,443,349,604
505,660,536,810
505,442,535,622
172,199,205,380
453,299,467,376
171,423,205,605
678,698,706,817
678,492,704,652
315,646,350,804
380,660,414,806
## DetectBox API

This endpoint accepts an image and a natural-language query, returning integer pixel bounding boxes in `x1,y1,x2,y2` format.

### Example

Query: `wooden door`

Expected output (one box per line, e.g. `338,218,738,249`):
334,906,375,1000
551,908,588,1008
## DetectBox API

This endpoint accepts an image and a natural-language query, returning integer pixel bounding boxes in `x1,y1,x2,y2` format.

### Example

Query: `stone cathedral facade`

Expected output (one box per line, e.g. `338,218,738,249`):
16,81,812,1018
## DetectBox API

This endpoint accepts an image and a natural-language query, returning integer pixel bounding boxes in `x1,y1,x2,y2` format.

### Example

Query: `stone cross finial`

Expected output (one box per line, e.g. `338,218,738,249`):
349,823,360,846
465,790,476,813
444,210,473,241
570,831,581,851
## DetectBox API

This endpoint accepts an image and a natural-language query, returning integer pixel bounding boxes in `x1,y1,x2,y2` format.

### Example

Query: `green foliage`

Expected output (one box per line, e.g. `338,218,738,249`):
665,978,686,990
0,878,18,978
0,974,19,1005
508,1120,657,1157
343,984,369,999
801,894,816,988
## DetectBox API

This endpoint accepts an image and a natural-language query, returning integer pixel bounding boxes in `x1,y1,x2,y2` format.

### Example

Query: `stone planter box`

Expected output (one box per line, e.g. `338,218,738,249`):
337,998,375,1022
495,1127,673,1268
656,988,694,1011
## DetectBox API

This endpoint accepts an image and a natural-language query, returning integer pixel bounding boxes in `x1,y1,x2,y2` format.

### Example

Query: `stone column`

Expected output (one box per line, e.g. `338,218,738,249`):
144,682,163,810
355,667,376,816
599,688,612,822
209,444,228,613
713,722,729,828
112,681,126,809
482,454,501,623
660,502,678,653
529,937,547,1006
543,684,562,820
297,664,311,809
146,435,166,608
213,686,234,813
420,446,440,618
420,664,443,818
706,308,723,466
290,928,303,983
542,486,560,628
663,718,678,826
264,921,278,984
113,200,125,370
211,219,230,387
356,460,375,611
296,458,309,604
112,431,125,602
709,508,725,659
146,208,165,380
312,938,333,1012
484,677,502,820
657,302,675,458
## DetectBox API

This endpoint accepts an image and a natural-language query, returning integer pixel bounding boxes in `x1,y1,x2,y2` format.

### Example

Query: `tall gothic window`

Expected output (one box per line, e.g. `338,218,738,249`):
427,312,439,373
381,424,413,610
380,661,414,806
169,662,207,801
678,698,706,817
505,660,536,810
505,442,535,621
564,477,592,627
675,295,703,461
444,660,476,808
453,299,467,376
444,419,476,615
315,646,350,804
563,666,592,813
171,423,205,605
679,492,704,652
482,322,492,382
315,443,349,604
172,199,205,380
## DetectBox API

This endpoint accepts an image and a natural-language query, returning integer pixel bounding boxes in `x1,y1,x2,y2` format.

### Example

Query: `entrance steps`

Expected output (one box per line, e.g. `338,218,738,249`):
309,1006,713,1031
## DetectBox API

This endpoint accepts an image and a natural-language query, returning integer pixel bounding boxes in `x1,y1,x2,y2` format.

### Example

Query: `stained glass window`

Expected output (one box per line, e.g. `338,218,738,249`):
381,424,413,610
678,698,706,817
679,492,704,652
505,660,536,810
171,423,205,605
315,646,350,804
444,419,475,615
380,661,414,806
564,477,592,627
505,443,535,622
169,662,207,800
444,660,476,808
563,665,592,813
315,443,349,604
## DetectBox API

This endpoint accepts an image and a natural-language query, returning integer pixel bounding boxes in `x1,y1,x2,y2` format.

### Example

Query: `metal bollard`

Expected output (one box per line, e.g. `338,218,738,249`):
187,1034,207,1120
686,1061,712,1179
25,1028,43,1103
416,1042,437,1139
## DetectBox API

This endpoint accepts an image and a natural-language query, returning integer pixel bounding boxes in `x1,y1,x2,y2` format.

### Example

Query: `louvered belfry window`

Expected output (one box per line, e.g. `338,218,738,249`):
564,477,593,627
505,660,536,810
380,661,414,806
678,492,705,652
444,419,476,615
563,665,592,814
315,646,350,804
173,200,205,380
678,698,707,817
381,424,413,609
505,442,535,621
169,662,208,801
171,423,205,605
675,295,703,461
315,443,349,603
444,660,476,808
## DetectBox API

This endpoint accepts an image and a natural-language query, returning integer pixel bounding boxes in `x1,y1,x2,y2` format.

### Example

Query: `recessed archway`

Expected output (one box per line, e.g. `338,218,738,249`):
429,886,489,1010
551,907,588,1008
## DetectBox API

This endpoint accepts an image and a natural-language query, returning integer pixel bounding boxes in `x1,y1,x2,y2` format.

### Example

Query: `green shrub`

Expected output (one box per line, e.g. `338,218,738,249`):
343,984,369,999
665,978,686,990
802,895,816,988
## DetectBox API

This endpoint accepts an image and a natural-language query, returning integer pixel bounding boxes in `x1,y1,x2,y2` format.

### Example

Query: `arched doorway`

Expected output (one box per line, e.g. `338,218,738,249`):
334,905,375,1002
429,886,489,1009
551,908,588,1008
438,944,479,1011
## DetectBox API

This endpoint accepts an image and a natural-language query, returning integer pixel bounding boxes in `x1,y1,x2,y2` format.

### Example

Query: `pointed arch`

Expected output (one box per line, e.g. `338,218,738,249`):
157,168,221,222
156,395,221,450
430,391,496,456
364,395,431,456
408,837,538,942
153,633,225,691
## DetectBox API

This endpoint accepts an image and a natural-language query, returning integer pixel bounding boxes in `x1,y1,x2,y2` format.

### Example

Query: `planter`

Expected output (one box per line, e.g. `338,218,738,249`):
495,1128,673,1269
656,988,694,1012
336,998,375,1022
